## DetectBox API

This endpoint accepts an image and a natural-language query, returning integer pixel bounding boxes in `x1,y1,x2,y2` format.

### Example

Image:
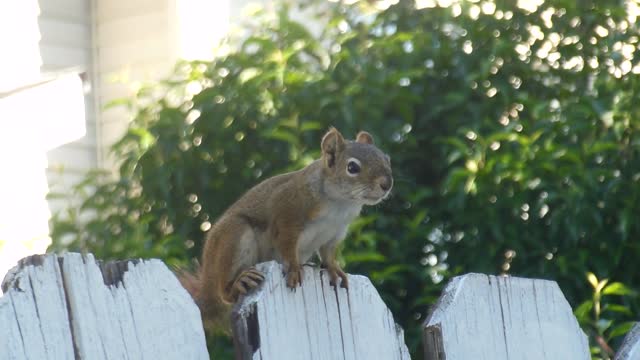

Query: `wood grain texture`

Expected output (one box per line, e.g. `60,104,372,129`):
423,273,590,360
232,261,411,360
1,254,74,359
616,323,640,360
0,253,209,360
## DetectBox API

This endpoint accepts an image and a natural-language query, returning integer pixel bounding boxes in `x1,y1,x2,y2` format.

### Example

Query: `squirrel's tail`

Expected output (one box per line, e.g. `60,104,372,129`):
174,261,232,333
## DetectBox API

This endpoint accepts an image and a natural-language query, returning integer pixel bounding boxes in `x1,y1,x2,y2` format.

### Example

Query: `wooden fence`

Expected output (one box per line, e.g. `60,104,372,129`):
1,253,208,359
1,252,639,359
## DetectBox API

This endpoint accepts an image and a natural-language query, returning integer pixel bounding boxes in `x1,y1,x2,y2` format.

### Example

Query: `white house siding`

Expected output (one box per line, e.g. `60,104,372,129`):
93,0,312,172
0,0,317,282
40,0,257,205
94,0,179,171
37,0,98,215
0,0,96,280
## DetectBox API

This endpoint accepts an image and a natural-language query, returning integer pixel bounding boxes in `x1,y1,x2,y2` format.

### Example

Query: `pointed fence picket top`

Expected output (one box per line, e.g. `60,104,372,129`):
0,253,209,360
232,261,411,360
616,323,640,360
423,273,590,360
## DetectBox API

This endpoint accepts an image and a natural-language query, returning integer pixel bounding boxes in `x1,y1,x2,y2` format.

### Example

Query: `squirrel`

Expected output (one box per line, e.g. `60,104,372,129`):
178,127,393,331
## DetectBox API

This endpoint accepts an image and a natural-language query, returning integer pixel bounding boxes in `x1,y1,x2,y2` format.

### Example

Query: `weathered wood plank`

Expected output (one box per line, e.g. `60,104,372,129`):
615,322,640,360
423,273,590,360
0,253,209,360
23,255,75,358
232,261,411,360
1,254,75,359
119,258,209,359
60,253,131,359
0,293,29,359
7,278,49,358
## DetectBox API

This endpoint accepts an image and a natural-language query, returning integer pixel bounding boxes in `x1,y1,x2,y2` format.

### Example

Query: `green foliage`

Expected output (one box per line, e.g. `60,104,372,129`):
50,0,640,358
575,272,638,359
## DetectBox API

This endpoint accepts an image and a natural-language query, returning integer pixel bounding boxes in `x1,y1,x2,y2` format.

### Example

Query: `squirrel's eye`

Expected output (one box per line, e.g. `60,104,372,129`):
347,160,361,175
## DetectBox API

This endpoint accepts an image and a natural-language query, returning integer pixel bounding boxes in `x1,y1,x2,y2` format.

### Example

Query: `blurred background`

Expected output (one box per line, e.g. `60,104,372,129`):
1,0,639,359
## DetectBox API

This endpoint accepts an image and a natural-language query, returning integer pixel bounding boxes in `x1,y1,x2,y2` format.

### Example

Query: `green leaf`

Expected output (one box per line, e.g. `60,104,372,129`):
263,128,299,145
596,279,610,294
343,252,387,263
239,68,261,83
300,121,324,132
574,300,593,321
602,304,632,316
602,282,636,296
103,98,131,110
587,272,599,289
608,321,636,339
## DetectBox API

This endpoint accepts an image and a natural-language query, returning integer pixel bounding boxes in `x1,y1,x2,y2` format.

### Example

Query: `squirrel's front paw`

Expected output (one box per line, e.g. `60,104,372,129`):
285,265,303,289
327,266,349,289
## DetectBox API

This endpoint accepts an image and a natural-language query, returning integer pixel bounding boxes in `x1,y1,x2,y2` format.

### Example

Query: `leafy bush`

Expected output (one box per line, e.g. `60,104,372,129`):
50,0,640,358
575,273,638,358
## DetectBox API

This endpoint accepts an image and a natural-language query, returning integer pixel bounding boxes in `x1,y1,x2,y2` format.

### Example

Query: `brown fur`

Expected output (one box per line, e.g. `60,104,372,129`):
177,128,393,332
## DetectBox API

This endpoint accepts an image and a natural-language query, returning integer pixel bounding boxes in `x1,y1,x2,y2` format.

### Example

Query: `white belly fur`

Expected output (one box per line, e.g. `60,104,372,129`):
297,202,362,262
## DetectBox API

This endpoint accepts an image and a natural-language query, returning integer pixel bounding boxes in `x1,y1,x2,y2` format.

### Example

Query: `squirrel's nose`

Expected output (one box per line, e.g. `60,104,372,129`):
379,176,393,192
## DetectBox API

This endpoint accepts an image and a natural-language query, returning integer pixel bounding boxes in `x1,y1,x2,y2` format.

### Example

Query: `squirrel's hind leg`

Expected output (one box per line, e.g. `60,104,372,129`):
201,217,262,305
229,267,265,300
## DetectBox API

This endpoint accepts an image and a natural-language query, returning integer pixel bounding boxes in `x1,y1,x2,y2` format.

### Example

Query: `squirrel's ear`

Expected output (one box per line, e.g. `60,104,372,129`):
321,127,345,168
355,131,374,145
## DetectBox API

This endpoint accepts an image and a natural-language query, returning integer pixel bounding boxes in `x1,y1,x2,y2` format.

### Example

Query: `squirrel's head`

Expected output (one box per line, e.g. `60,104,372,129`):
320,127,393,205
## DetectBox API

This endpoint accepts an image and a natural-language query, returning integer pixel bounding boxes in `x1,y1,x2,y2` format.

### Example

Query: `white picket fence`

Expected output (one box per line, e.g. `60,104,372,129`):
232,261,410,360
1,253,639,359
0,253,208,359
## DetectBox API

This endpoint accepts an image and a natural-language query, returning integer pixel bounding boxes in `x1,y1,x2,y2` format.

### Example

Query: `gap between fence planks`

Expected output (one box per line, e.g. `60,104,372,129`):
232,261,411,360
0,253,209,360
423,273,591,360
